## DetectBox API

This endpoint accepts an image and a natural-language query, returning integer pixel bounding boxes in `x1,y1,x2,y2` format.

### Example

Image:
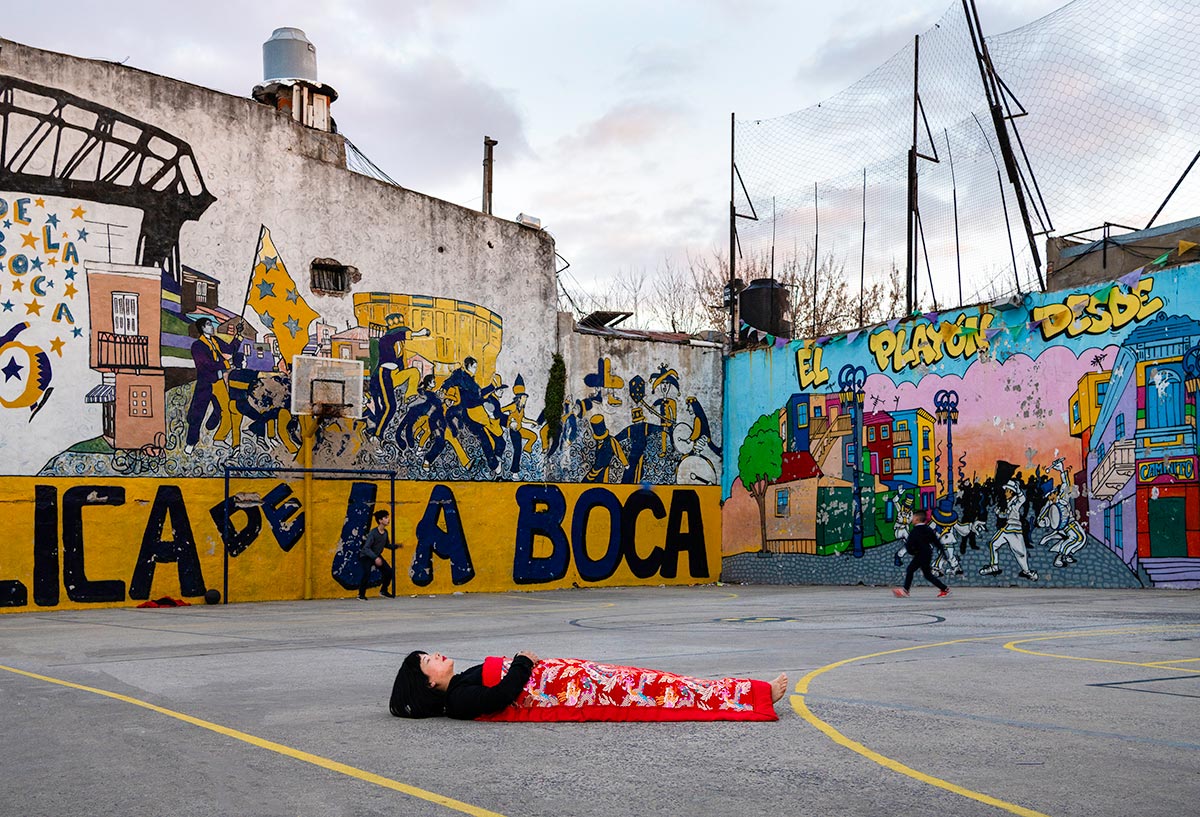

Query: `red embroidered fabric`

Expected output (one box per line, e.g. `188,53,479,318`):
476,657,778,722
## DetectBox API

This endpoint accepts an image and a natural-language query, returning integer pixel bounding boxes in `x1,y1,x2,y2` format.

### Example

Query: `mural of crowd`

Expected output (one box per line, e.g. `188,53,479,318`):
725,264,1200,589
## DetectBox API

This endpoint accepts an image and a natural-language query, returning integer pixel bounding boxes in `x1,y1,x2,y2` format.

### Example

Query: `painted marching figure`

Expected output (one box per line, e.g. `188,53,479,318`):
979,479,1039,581
928,497,985,577
1037,458,1087,568
892,493,915,567
185,317,243,454
369,315,430,436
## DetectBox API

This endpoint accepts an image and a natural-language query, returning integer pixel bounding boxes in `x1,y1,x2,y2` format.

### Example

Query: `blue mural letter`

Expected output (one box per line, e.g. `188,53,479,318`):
62,485,126,603
571,488,622,582
129,485,206,600
621,489,667,579
413,484,476,586
513,484,569,584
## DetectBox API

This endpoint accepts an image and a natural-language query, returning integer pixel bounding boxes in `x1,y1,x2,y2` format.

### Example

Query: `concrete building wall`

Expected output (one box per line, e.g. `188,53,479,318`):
0,40,722,612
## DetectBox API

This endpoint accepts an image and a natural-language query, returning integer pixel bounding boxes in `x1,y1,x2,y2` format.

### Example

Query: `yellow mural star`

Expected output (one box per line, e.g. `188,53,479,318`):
34,197,45,208
11,279,23,292
71,206,86,219
47,257,58,267
25,299,43,316
49,337,65,356
21,232,38,248
63,282,78,299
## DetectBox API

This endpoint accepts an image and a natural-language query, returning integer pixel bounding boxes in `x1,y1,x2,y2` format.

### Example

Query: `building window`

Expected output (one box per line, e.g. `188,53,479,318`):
897,420,908,430
883,459,892,474
128,387,152,417
195,280,209,302
922,457,931,482
1146,369,1183,428
1097,381,1108,400
775,488,790,517
1114,503,1124,550
1072,400,1080,425
897,447,910,460
310,258,357,294
867,426,876,442
1115,414,1125,439
922,427,931,450
881,425,889,439
1096,442,1105,461
1104,507,1112,542
814,405,823,418
112,292,139,336
796,403,808,428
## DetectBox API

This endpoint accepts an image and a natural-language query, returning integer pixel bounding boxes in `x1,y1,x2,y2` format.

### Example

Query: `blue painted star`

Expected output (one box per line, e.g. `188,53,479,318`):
45,279,54,288
261,255,278,271
284,316,301,337
255,278,276,299
64,268,77,280
257,309,275,329
285,287,300,303
2,356,24,382
77,228,89,241
1,219,9,229
46,214,60,228
30,258,42,271
72,327,83,338
1,301,12,312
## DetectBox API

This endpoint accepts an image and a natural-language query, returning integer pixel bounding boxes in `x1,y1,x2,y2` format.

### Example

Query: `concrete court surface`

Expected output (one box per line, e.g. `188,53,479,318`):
0,585,1196,817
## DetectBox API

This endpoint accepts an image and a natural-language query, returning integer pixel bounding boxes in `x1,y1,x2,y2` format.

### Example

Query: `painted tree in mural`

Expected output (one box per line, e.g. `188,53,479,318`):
737,413,783,552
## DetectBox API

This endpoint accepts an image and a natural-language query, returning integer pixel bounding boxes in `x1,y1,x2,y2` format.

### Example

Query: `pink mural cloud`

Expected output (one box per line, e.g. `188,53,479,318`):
862,344,1121,482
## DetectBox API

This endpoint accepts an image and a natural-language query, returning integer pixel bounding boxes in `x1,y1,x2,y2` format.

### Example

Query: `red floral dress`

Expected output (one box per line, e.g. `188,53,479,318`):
475,657,778,722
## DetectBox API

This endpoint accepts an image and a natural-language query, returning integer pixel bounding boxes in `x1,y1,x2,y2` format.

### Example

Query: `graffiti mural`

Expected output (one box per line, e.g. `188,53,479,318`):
723,264,1200,589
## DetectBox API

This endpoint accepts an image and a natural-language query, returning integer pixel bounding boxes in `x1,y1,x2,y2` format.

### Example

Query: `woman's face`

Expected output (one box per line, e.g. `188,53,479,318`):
420,652,455,689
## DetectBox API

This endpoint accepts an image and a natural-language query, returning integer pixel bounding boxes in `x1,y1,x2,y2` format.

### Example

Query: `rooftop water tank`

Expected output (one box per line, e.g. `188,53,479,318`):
738,278,791,338
263,27,318,82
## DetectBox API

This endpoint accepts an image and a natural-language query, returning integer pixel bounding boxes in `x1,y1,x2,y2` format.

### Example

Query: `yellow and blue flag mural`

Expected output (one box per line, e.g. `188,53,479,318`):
245,226,319,365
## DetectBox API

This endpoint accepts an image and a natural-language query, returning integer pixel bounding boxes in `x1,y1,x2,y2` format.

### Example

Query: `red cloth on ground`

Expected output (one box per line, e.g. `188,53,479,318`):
136,597,191,608
476,656,778,722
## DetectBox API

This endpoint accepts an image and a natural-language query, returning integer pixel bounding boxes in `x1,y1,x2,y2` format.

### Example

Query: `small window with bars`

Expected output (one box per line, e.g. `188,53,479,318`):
310,258,357,294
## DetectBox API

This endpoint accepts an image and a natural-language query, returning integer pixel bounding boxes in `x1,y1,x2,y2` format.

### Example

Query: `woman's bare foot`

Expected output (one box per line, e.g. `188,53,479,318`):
769,673,789,703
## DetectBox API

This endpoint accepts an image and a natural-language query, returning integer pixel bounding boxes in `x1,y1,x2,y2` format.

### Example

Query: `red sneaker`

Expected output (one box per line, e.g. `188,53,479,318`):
892,588,909,598
937,589,951,597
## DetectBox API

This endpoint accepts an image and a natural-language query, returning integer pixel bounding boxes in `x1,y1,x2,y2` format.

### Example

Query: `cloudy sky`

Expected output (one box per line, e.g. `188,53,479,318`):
5,0,1067,305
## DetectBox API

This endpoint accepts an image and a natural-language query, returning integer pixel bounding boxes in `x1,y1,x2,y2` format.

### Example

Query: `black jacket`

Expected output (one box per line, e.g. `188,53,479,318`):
444,654,535,719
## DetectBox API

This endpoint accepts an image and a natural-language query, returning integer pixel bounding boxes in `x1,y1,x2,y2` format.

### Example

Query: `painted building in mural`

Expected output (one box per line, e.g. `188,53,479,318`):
0,38,724,612
723,265,1200,589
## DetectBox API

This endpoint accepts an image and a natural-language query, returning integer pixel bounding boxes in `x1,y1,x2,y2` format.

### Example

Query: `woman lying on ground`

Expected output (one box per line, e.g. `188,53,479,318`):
389,650,789,722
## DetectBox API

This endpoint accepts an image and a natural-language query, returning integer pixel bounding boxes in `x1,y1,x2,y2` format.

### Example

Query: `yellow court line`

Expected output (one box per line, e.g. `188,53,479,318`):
791,624,1200,817
1003,626,1200,675
0,664,505,817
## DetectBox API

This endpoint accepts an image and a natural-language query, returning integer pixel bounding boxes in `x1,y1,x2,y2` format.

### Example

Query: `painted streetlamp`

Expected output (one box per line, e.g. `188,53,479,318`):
839,364,868,558
933,388,960,500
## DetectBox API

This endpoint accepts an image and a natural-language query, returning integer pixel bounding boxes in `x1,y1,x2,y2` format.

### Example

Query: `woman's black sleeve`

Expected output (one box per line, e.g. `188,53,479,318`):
445,655,535,720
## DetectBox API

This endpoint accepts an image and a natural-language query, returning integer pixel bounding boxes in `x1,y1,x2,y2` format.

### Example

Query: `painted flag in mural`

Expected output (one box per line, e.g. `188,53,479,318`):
245,226,320,366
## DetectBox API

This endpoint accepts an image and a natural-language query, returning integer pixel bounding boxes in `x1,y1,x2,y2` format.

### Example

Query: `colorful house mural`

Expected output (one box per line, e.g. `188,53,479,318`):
723,265,1200,589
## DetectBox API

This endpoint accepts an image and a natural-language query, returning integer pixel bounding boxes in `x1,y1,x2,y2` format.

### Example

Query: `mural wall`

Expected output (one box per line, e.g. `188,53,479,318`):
722,261,1200,590
0,41,723,611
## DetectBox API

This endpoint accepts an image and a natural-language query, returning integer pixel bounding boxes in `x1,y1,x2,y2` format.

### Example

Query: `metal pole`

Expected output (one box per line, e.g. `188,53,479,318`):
1146,148,1200,229
945,129,963,308
859,169,867,327
812,181,819,336
730,113,737,347
962,0,1045,289
907,35,920,316
482,136,497,215
223,466,230,604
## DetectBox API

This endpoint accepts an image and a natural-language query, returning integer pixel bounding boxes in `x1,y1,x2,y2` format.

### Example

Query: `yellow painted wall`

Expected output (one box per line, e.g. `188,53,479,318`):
0,477,721,613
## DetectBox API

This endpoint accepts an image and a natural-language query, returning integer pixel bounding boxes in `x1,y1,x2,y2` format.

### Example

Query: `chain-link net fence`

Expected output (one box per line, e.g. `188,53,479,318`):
734,0,1200,319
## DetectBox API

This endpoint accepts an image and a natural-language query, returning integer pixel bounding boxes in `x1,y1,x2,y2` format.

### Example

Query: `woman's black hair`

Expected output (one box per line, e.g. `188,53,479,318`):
389,650,447,718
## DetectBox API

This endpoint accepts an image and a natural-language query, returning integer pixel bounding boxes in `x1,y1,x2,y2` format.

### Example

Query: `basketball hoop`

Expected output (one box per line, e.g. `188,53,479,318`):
312,402,344,420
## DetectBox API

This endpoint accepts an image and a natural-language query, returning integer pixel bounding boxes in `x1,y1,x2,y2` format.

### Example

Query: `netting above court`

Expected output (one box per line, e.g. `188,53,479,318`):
734,0,1200,314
